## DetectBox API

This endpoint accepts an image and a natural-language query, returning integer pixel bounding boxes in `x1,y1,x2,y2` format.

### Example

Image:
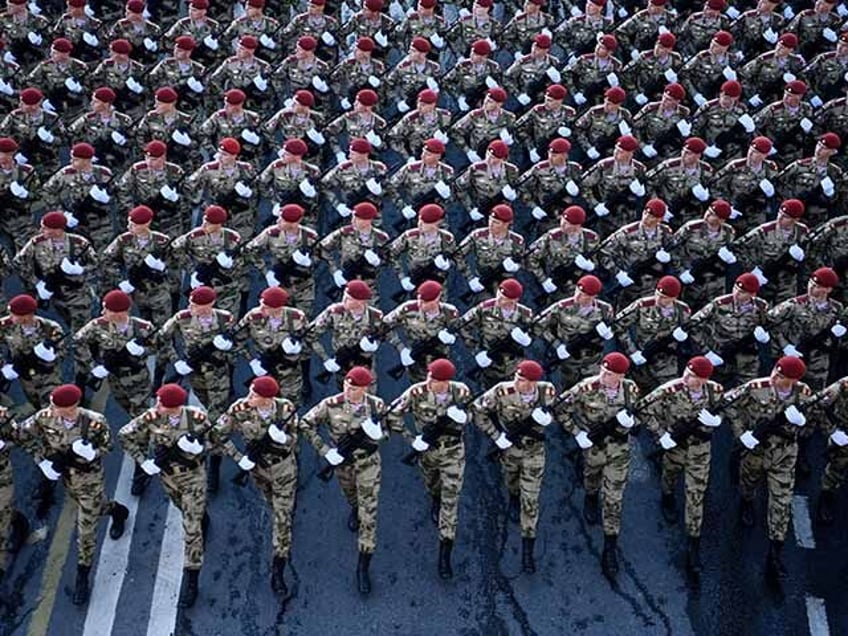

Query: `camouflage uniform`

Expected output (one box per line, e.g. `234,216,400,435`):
308,302,384,380
678,11,731,58
257,158,322,226
0,313,64,408
0,9,50,68
451,107,517,156
691,98,752,164
632,102,691,160
514,102,578,155
805,50,848,103
185,159,258,238
385,160,455,218
679,51,740,105
752,100,816,164
554,14,614,58
806,215,848,276
501,10,555,53
503,52,560,99
598,219,673,307
41,163,115,250
0,408,17,565
454,160,521,215
207,56,273,107
320,159,388,223
740,50,807,105
107,17,163,66
325,111,388,157
440,57,502,109
669,217,736,309
615,8,678,55
517,159,584,234
734,219,810,304
814,97,848,171
459,298,535,384
384,56,441,105
163,16,223,66
263,104,326,148
0,159,39,250
457,227,526,294
787,8,842,60
318,224,390,297
148,58,209,116
573,107,636,160
135,109,201,170
382,299,461,381
710,157,779,232
25,56,89,121
328,57,387,104
446,15,501,57
564,54,624,104
730,8,786,59
66,110,135,174
621,50,684,102
527,226,600,293
272,55,331,97
88,58,148,119
776,157,846,228
393,12,448,51
114,160,188,237
386,108,453,157
645,156,714,221
813,378,848,501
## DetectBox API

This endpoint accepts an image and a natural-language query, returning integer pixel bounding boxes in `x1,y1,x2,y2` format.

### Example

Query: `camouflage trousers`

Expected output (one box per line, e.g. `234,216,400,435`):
229,209,257,241
211,283,244,319
282,279,315,318
51,288,94,333
133,285,175,325
559,352,603,390
267,361,303,403
190,363,232,423
161,465,207,569
661,439,712,537
820,444,848,493
583,439,631,536
500,439,546,538
419,437,465,540
0,212,36,252
252,454,298,559
64,467,114,566
337,451,381,554
632,350,680,393
0,461,12,560
20,368,62,410
739,440,797,542
107,366,151,419
717,351,761,387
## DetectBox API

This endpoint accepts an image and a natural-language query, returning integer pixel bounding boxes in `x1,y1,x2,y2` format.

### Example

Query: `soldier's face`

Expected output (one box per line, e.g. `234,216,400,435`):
418,3,434,14
308,3,323,14
51,50,70,63
777,212,796,229
595,43,610,58
574,289,595,305
654,290,675,307
174,46,191,60
496,291,517,308
586,0,601,14
103,308,130,322
236,45,253,59
0,151,13,169
68,4,84,16
20,100,40,113
561,217,580,232
703,209,723,228
155,400,182,416
472,3,489,17
354,47,370,61
343,295,367,313
427,377,450,393
718,92,736,108
146,154,166,169
747,147,765,163
154,100,174,114
837,42,848,56
732,286,753,303
641,212,661,228
418,101,436,114
815,141,836,161
683,369,707,390
532,43,548,58
783,92,801,108
189,6,205,19
544,95,562,110
295,46,312,60
224,101,243,115
599,368,623,388
514,377,536,393
488,217,509,235
814,0,833,13
112,52,130,64
770,370,797,390
202,220,223,234
421,147,440,164
647,2,664,15
808,279,832,300
8,2,25,15
470,52,486,64
613,147,632,162
344,383,367,402
128,220,151,234
419,297,440,312
352,216,372,232
217,150,237,166
189,301,214,317
277,218,300,232
775,42,792,57
660,93,678,110
71,157,92,171
90,96,109,113
42,227,64,240
126,9,142,21
549,150,567,164
247,390,274,408
603,98,619,113
52,404,79,419
483,96,501,112
408,47,426,62
756,0,777,11
709,42,728,56
681,148,700,166
10,312,34,325
418,219,440,233
349,149,368,163
260,301,284,317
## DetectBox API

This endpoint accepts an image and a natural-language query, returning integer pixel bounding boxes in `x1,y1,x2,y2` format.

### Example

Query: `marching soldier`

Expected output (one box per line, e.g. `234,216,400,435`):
300,365,388,595
740,32,806,106
501,0,555,53
637,355,724,583
383,36,441,116
445,0,501,60
0,136,40,251
451,87,517,160
515,85,577,162
386,91,453,162
341,0,397,60
257,138,321,227
0,87,66,183
555,352,640,580
553,0,613,58
263,89,326,150
222,0,282,61
677,0,731,59
563,34,623,108
786,0,843,60
207,35,273,106
621,32,682,106
88,39,148,119
319,138,388,230
392,0,448,54
632,83,691,163
806,214,848,284
454,139,520,222
645,136,714,222
273,35,332,98
730,0,786,59
25,37,89,121
517,138,584,235
690,79,750,166
199,89,264,161
678,30,740,109
18,384,129,605
148,36,209,116
325,88,388,159
328,37,385,108
439,39,502,114
162,0,223,68
502,33,559,105
280,0,341,65
135,87,201,169
751,80,816,164
457,204,526,298
211,376,299,595
615,0,678,56
387,203,456,295
118,383,213,608
804,31,848,104
473,359,556,573
67,87,134,173
812,376,848,524
723,355,812,581
107,0,163,67
385,137,454,225
0,0,51,70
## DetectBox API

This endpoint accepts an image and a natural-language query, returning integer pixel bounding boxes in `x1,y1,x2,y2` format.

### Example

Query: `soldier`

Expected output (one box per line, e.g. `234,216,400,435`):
730,0,786,59
341,0,397,61
385,137,454,224
383,36,441,115
185,137,258,238
88,39,147,119
107,0,163,67
555,351,640,579
325,88,388,159
135,87,200,169
679,31,740,110
632,83,692,162
637,355,724,583
752,80,816,164
787,0,843,60
162,0,223,68
690,79,750,166
677,0,731,59
0,405,29,581
472,360,555,572
222,0,282,61
309,280,384,382
0,294,65,409
263,90,326,154
328,37,386,108
502,33,560,105
0,87,66,180
614,275,693,390
621,32,683,107
383,280,461,381
25,37,89,121
148,36,209,116
67,87,134,172
445,0,501,61
514,85,577,163
18,384,129,604
517,138,583,235
806,214,848,286
0,136,39,251
439,39,502,114
0,0,51,70
740,32,806,106
534,274,615,386
451,87,516,160
812,376,848,524
501,0,555,54
573,87,634,164
14,211,98,332
199,89,264,161
645,136,714,222
211,376,299,594
257,138,320,224
563,34,623,107
207,35,273,105
300,365,388,594
804,31,848,104
553,0,613,59
815,79,848,174
456,204,526,298
392,0,448,54
319,138,388,230
236,286,310,402
459,278,535,385
118,383,213,608
273,35,332,99
387,203,456,294
615,0,677,56
724,356,812,581
280,0,341,65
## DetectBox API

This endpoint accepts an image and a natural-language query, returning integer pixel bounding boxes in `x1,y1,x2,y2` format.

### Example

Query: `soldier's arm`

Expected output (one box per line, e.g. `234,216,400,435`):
384,390,412,438
299,400,332,455
471,386,501,440
722,383,753,437
118,414,151,465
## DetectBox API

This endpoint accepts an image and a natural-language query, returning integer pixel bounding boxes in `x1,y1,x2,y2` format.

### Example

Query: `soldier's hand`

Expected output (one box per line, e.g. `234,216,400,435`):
698,409,722,427
238,455,256,471
615,410,635,428
2,364,19,381
494,432,512,450
412,435,429,452
324,448,344,466
249,359,268,377
830,429,848,447
739,430,759,450
659,432,677,450
38,459,61,481
323,358,341,373
446,405,468,423
141,458,161,475
831,323,846,338
71,439,96,462
91,364,110,379
174,360,194,375
574,430,593,449
531,407,552,427
784,405,806,427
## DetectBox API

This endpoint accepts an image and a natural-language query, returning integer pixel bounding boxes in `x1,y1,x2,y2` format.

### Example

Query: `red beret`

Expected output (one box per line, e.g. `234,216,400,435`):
499,278,523,299
346,365,373,386
20,88,43,105
9,294,38,316
280,203,305,222
297,36,317,51
104,290,132,312
779,198,804,218
356,88,379,106
616,135,639,152
656,275,682,297
419,0,436,7
577,275,602,295
247,0,266,6
190,286,217,304
353,201,379,219
735,272,761,294
110,39,132,54
190,0,209,8
820,132,842,149
427,358,456,381
294,89,315,106
785,79,807,95
42,211,68,229
472,39,492,55
129,205,154,224
346,280,372,300
605,86,626,103
51,384,82,407
721,80,742,97
751,136,772,154
219,137,241,155
650,0,666,5
657,32,676,48
155,87,178,103
563,205,586,224
664,82,685,101
487,139,509,159
419,203,444,222
0,137,18,152
239,35,259,50
549,137,572,153
126,0,145,12
411,36,431,52
417,280,443,300
706,0,726,9
687,356,714,378
224,89,246,104
546,84,568,99
709,199,732,219
157,383,188,407
364,0,383,9
68,0,86,7
350,137,372,154
602,352,630,374
418,88,439,104
487,87,507,103
713,30,733,46
644,198,667,217
684,136,706,154
145,140,167,157
357,37,376,52
52,38,73,53
175,35,196,51
261,286,289,307
599,34,617,51
535,33,552,48
71,142,95,159
204,205,228,224
476,0,493,7
491,203,514,221
776,355,806,379
251,376,280,397
93,87,116,103
283,138,308,156
778,32,798,48
423,137,445,154
811,267,839,288
516,360,544,381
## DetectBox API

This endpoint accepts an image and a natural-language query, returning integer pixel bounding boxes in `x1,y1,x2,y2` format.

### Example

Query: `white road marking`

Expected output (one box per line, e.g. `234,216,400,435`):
792,495,816,549
146,503,184,636
805,595,830,636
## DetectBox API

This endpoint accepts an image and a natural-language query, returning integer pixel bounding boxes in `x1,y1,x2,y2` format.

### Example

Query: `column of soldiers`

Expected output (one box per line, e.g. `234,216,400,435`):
0,0,847,611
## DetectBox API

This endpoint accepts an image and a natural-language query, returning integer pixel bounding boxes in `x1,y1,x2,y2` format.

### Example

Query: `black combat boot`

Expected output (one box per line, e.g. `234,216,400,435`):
739,498,755,528
207,455,222,494
130,462,151,496
430,497,441,526
583,492,600,525
300,360,313,400
9,511,29,554
438,539,453,580
661,492,678,524
686,536,702,582
347,506,360,532
508,494,520,523
601,534,619,581
356,552,372,595
816,489,836,525
179,568,200,608
72,564,91,605
109,503,129,540
522,537,536,574
766,540,787,581
271,556,288,595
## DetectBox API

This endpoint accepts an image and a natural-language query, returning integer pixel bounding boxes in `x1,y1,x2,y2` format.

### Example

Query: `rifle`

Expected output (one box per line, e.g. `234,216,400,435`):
400,389,486,465
315,321,389,384
191,238,249,289
125,235,177,290
152,415,217,476
386,333,446,380
484,390,569,462
33,239,87,304
232,408,298,486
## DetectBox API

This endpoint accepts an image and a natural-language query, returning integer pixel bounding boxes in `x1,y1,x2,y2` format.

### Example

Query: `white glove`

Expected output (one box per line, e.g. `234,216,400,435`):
434,179,451,198
311,76,329,93
125,76,143,93
692,183,710,202
36,126,54,143
89,185,110,204
502,256,520,273
446,405,468,424
542,278,557,294
412,435,430,452
234,181,253,198
595,321,614,341
575,430,593,449
307,128,326,145
831,323,847,338
615,270,634,287
532,407,552,427
574,254,595,271
39,459,61,481
672,326,688,342
810,95,824,109
253,75,268,92
434,254,451,271
762,27,778,43
635,93,649,106
821,176,836,197
249,358,268,377
183,76,203,96
704,145,722,159
659,432,677,450
396,98,410,113
593,202,609,216
752,266,769,286
361,416,383,440
694,93,707,107
36,280,53,300
336,203,352,218
556,343,570,360
1,51,14,65
676,119,692,137
788,244,805,262
144,254,166,271
158,183,179,202
325,448,344,466
630,350,647,366
494,432,513,450
642,144,657,158
177,434,204,455
239,129,260,147
297,178,317,199
339,97,352,111
71,439,96,462
753,325,770,343
400,347,415,367
531,206,547,220
374,30,388,47
720,66,736,82
823,27,838,42
558,126,572,138
9,180,27,198
704,350,724,367
501,184,517,201
782,5,794,18
42,99,56,113
698,409,722,428
60,257,84,276
282,337,303,356
738,113,756,133
27,29,43,44
586,146,600,160
34,341,56,362
510,326,532,347
143,37,158,52
238,455,256,471
748,94,763,109
458,95,470,112
619,121,632,136
616,409,635,429
364,129,382,148
332,270,348,288
782,343,803,358
570,4,583,15
629,179,646,196
498,129,514,146
111,130,127,146
475,350,493,368
546,66,561,83
63,76,83,93
213,334,233,351
323,358,341,373
365,176,384,195
1,364,19,380
680,270,695,285
430,33,445,49
799,117,813,134
517,93,532,106
215,252,235,269
140,458,161,476
359,335,379,352
468,277,484,293
784,404,806,427
265,270,281,287
661,67,678,83
400,276,415,292
782,72,797,84
174,359,193,376
655,248,671,263
829,429,848,447
438,329,456,345
717,246,737,264
573,91,587,106
202,33,219,49
125,339,145,356
469,207,484,221
171,129,191,146
363,248,381,267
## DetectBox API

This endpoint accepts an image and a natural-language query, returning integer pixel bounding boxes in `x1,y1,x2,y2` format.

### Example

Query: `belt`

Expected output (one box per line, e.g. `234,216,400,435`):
170,460,204,475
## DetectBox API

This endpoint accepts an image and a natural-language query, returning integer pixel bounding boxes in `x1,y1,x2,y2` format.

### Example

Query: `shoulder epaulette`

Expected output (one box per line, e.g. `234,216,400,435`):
177,309,192,320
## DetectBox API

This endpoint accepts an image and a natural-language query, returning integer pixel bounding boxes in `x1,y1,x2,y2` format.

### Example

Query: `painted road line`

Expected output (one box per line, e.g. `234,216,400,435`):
146,502,184,636
805,595,830,636
27,501,75,636
791,495,816,549
82,454,138,636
